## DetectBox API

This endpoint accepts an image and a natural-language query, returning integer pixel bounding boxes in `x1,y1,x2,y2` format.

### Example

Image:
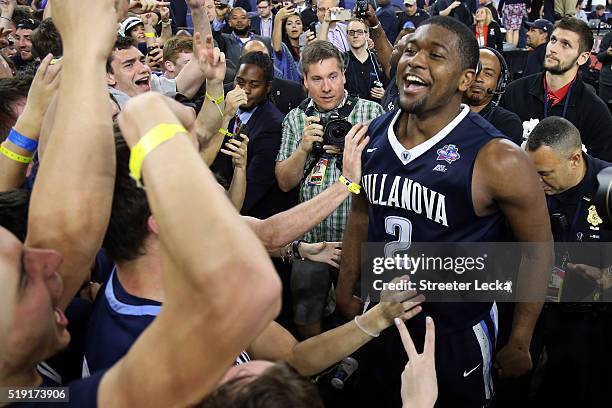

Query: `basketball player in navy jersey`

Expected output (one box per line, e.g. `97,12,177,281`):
336,16,553,407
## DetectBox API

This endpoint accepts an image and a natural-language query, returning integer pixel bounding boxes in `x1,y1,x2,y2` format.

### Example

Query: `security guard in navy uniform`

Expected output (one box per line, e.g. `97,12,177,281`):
525,117,612,408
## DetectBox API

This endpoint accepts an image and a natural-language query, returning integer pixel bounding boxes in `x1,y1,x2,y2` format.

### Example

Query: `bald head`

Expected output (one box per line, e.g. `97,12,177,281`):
243,40,269,56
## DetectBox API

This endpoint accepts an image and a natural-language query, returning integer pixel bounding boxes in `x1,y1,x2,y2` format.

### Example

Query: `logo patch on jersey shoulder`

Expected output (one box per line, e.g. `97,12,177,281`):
432,164,447,173
436,144,460,164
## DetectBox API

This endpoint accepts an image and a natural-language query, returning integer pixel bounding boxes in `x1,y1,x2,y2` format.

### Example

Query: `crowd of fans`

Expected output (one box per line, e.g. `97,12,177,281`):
1,0,612,407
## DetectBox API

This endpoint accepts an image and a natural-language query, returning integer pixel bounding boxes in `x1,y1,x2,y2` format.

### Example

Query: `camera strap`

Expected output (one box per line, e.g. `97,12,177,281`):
298,96,358,182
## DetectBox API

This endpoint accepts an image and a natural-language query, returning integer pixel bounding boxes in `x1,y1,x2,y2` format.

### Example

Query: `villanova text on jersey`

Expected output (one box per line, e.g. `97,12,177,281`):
362,105,509,333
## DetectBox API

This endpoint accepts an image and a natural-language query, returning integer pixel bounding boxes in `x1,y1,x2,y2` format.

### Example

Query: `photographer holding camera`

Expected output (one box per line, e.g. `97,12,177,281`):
275,40,384,338
525,117,612,407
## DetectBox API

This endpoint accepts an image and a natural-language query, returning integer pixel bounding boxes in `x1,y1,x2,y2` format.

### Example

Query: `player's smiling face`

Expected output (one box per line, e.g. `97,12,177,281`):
396,24,471,115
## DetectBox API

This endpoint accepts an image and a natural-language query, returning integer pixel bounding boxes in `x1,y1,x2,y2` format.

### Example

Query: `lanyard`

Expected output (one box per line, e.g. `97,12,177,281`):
543,79,574,119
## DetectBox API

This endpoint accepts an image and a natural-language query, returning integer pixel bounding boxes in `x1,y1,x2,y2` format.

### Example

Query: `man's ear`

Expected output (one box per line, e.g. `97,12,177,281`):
147,215,160,235
576,51,590,67
164,60,175,73
458,69,476,93
107,71,117,87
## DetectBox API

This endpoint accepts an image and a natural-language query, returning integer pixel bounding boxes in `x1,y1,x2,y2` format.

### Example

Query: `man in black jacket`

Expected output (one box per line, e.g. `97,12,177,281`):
523,18,553,77
596,30,612,106
464,48,523,145
213,51,294,218
500,17,612,161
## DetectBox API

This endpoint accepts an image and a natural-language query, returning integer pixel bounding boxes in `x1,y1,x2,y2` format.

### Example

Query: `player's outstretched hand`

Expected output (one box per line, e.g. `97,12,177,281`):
342,123,369,184
380,275,424,324
396,316,437,408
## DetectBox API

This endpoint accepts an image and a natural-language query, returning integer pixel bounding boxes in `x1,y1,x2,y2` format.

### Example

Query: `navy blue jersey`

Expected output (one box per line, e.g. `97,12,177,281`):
363,105,508,334
84,268,250,376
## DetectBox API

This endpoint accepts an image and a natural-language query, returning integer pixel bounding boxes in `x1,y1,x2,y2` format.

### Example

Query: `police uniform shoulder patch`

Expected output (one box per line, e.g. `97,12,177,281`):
587,205,603,227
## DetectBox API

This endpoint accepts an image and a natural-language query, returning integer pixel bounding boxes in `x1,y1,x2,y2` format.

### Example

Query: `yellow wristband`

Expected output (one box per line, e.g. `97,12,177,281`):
218,128,233,138
339,174,361,194
0,145,33,164
129,124,188,187
206,91,224,105
144,32,156,38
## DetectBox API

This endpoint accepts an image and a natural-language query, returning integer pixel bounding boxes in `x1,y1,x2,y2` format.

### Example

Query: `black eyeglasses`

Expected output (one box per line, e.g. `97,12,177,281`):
347,29,365,36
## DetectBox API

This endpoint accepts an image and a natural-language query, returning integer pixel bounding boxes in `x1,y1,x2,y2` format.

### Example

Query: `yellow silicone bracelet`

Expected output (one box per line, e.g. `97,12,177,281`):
339,175,361,194
206,92,224,105
0,144,33,164
144,32,156,38
129,124,188,187
218,128,233,137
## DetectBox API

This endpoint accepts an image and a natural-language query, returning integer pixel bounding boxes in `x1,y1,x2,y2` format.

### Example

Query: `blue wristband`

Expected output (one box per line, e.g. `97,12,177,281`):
8,128,38,153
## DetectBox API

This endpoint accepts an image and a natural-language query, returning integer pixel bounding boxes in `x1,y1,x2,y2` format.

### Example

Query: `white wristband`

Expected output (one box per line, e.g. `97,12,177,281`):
354,315,380,337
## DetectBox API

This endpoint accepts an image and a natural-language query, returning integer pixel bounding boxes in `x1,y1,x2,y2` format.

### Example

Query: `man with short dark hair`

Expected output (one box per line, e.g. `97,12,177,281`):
464,48,523,144
13,18,38,69
276,40,384,338
252,0,275,38
217,7,273,71
525,116,612,407
31,17,62,59
588,4,606,20
501,17,612,161
396,0,430,37
523,18,553,77
337,16,552,407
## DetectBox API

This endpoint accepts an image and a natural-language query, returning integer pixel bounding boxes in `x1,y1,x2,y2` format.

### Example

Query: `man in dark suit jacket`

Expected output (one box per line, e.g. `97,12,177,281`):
240,39,307,114
217,7,275,70
250,0,275,37
213,51,297,218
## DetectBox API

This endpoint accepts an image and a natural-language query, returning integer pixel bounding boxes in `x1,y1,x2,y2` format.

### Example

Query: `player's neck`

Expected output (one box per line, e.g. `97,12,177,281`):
397,101,464,148
0,366,41,388
545,68,577,92
116,250,165,303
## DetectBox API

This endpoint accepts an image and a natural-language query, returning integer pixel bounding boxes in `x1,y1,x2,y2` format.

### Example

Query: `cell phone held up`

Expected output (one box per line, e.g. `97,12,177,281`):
330,8,351,21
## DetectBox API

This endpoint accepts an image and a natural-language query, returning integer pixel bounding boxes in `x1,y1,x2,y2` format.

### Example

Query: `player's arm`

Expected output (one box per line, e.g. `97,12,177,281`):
249,293,423,376
476,139,553,377
99,93,281,407
336,188,370,319
25,0,117,311
248,124,369,250
364,4,393,79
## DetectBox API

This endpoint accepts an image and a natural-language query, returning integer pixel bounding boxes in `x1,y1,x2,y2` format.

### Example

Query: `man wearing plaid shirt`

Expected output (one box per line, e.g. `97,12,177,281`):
276,41,384,337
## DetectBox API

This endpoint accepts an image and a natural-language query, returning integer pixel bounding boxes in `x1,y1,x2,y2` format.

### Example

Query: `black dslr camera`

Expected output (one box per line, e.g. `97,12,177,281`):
355,0,368,18
305,107,353,154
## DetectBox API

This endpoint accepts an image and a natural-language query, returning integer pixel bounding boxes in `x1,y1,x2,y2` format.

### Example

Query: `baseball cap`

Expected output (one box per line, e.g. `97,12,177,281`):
524,19,553,34
402,21,416,30
404,0,416,5
120,17,144,37
16,18,40,31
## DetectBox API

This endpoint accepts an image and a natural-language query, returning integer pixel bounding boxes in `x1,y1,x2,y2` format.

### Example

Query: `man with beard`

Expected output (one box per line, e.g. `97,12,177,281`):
217,7,273,71
523,19,553,77
336,16,553,407
463,47,523,145
501,17,612,161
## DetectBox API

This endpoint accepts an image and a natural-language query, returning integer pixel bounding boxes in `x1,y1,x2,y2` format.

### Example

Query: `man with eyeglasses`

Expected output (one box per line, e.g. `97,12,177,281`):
315,0,349,52
343,18,387,102
396,0,430,38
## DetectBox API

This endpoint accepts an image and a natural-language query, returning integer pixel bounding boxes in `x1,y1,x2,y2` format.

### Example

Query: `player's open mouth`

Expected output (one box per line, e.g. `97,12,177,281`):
403,74,428,94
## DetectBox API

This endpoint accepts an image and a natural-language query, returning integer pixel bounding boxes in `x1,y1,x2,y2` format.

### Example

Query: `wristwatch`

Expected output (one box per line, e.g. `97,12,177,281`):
292,240,304,261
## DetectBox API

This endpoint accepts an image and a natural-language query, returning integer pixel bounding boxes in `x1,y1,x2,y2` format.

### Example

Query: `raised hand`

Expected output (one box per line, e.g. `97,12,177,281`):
221,135,249,169
396,316,438,408
341,123,369,184
301,241,342,268
160,6,170,22
194,32,226,82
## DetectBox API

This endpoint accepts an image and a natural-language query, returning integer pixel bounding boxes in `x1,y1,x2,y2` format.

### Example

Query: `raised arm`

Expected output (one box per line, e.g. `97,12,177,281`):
0,55,60,191
102,91,281,407
249,124,369,249
364,4,393,80
476,140,553,378
224,135,249,210
0,0,15,34
159,6,172,45
273,6,292,53
25,0,117,311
